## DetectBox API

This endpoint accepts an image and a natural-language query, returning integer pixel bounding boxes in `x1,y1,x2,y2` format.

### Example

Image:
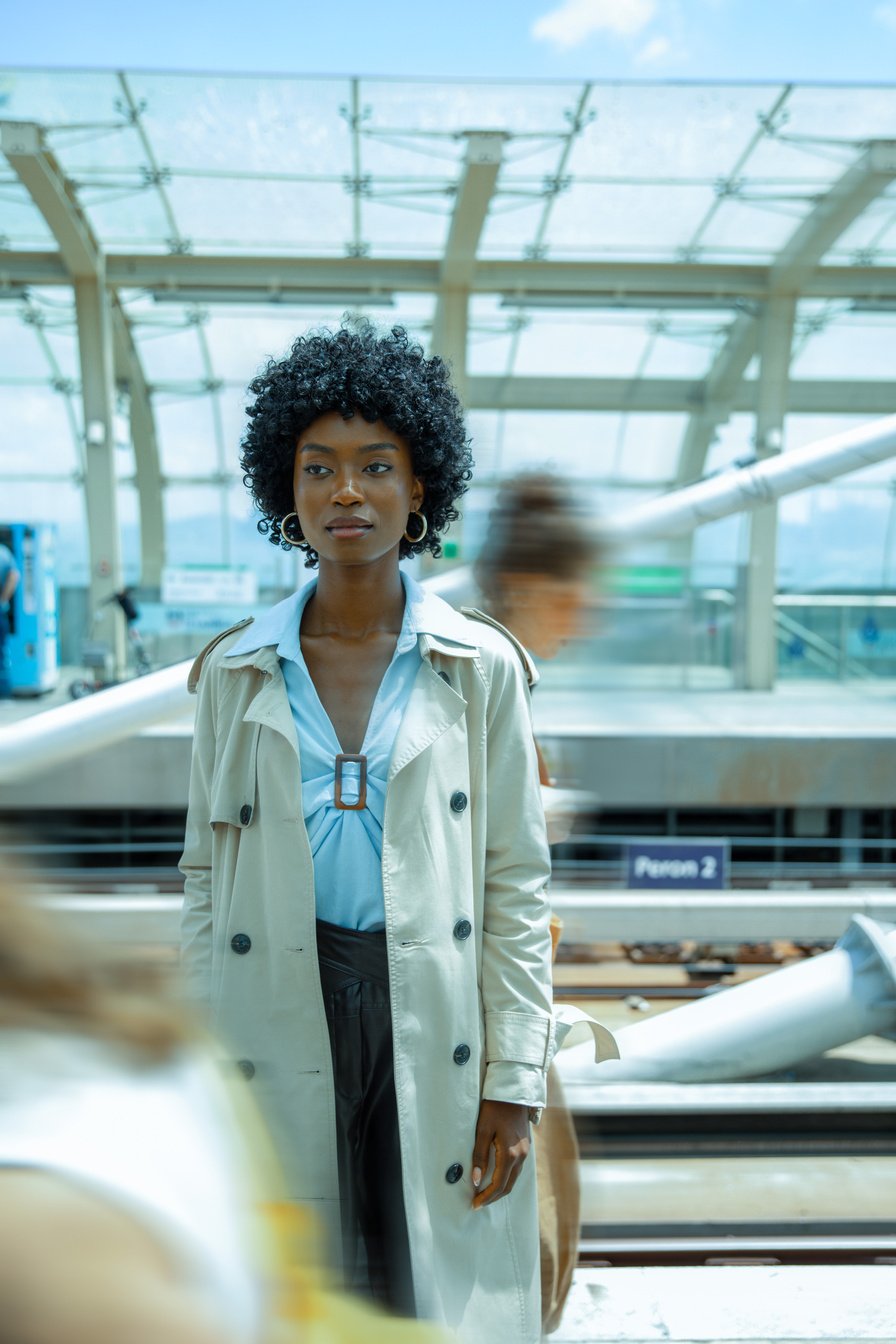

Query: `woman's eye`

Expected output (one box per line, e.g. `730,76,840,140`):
365,461,392,474
304,463,331,476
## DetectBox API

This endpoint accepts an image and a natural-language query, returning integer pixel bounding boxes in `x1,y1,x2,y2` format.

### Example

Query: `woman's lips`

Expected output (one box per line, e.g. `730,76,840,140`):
326,523,373,539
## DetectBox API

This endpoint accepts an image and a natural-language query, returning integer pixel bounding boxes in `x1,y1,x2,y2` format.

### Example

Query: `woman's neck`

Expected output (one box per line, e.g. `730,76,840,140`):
303,558,406,639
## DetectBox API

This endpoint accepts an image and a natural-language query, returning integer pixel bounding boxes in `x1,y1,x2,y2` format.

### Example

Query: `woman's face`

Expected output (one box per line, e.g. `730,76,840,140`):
292,411,424,569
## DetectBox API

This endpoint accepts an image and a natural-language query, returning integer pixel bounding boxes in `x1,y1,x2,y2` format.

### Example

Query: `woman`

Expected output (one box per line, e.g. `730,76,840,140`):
180,324,555,1343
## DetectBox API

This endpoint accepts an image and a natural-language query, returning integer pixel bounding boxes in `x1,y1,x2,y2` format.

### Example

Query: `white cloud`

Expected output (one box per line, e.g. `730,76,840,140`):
634,33,672,63
874,2,896,31
532,0,657,51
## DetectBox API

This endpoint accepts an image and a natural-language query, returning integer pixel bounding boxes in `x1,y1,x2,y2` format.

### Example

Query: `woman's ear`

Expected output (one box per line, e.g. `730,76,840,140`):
411,476,425,512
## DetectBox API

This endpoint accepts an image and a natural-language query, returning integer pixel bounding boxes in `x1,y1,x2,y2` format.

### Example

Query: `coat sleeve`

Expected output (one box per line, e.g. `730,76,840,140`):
479,641,555,1108
178,656,218,1008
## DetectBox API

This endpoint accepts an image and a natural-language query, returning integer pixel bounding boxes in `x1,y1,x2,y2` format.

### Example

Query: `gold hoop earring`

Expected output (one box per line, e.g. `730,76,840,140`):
280,511,305,547
404,511,428,543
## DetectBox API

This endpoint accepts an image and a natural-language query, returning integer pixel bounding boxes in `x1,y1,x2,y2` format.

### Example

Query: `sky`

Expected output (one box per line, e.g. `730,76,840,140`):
3,0,896,83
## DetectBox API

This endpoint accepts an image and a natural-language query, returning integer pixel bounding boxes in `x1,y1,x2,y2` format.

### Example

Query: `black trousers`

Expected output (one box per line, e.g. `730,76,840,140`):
315,918,416,1317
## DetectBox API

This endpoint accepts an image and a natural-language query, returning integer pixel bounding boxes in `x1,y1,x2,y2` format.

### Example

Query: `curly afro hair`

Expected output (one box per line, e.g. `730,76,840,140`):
240,320,473,566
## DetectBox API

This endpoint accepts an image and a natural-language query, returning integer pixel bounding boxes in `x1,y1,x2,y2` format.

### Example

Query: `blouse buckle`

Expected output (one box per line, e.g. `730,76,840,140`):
334,753,368,811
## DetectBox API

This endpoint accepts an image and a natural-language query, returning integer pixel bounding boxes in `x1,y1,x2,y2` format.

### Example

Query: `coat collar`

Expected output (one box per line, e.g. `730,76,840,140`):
222,570,479,672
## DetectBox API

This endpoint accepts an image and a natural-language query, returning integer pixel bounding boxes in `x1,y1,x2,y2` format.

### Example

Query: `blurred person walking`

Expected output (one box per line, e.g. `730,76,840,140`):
180,322,555,1344
474,472,601,1335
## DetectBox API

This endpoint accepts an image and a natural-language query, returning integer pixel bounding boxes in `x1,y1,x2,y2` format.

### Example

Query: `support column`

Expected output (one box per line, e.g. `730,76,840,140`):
74,273,126,673
111,300,165,591
743,295,796,690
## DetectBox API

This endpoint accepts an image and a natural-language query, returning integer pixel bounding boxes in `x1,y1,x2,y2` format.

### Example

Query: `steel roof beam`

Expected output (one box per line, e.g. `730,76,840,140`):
110,299,166,588
673,141,896,488
467,375,896,416
6,251,896,303
431,132,506,400
1,122,166,608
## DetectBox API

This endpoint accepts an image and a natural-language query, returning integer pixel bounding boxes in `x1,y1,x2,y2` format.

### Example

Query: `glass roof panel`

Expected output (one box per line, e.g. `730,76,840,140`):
695,198,806,260
125,73,353,177
509,308,653,377
0,69,123,131
78,186,173,250
826,189,896,261
615,413,688,482
0,180,55,247
641,315,731,378
130,311,206,382
543,183,710,259
361,196,449,256
0,384,79,474
361,79,576,174
792,307,896,380
468,296,520,375
479,197,549,260
566,83,788,180
779,84,896,148
470,410,622,479
153,395,219,476
162,177,351,253
0,304,55,378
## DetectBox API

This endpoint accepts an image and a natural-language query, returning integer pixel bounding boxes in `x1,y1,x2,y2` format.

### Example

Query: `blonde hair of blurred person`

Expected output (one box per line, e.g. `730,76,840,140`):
0,858,447,1344
473,473,597,662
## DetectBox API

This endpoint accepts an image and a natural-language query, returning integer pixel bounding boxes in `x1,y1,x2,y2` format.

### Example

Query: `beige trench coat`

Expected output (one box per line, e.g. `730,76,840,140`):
180,587,555,1343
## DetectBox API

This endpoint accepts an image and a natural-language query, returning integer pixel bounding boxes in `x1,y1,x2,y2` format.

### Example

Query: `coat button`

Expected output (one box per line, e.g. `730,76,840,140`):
445,1163,464,1184
237,1059,255,1080
450,791,467,813
453,919,472,941
438,670,451,684
231,933,252,954
239,804,252,825
453,1044,471,1066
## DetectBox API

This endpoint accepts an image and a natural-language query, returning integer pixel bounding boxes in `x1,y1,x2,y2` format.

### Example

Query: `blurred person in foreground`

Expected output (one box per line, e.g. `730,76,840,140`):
473,472,602,1335
0,851,446,1344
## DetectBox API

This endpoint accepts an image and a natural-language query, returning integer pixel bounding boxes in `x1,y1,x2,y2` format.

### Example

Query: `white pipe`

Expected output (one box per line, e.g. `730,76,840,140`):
556,914,896,1085
601,413,896,544
0,661,193,784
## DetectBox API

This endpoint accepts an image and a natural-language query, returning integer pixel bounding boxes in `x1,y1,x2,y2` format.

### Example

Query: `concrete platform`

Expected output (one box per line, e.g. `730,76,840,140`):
553,1265,896,1341
3,675,896,809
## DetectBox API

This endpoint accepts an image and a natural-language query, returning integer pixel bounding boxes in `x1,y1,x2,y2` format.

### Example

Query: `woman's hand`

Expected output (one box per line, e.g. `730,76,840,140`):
470,1100,530,1209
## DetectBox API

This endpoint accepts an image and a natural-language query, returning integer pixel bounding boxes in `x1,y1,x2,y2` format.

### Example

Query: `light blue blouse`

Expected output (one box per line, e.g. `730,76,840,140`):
226,571,424,931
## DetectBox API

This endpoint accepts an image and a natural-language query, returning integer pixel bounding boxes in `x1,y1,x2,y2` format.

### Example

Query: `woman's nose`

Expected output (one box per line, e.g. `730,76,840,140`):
331,472,364,503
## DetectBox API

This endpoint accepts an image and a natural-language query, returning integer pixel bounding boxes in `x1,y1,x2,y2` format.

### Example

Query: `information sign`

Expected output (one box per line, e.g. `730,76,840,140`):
162,566,258,607
626,840,728,890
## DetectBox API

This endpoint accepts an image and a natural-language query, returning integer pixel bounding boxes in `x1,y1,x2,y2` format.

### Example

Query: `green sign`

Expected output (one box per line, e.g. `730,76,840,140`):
604,566,686,597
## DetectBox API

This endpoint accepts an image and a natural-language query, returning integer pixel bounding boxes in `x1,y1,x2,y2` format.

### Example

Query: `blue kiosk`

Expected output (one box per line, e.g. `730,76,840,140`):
0,523,59,695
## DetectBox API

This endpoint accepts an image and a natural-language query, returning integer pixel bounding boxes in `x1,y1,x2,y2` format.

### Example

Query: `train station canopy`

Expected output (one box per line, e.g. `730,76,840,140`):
1,70,895,589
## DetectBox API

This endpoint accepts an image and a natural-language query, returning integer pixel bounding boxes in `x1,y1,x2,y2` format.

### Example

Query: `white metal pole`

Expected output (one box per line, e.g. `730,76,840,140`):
555,914,896,1085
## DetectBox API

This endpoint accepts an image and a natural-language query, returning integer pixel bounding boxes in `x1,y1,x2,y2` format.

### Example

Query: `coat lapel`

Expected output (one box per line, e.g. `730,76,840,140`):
388,644,472,780
226,647,301,760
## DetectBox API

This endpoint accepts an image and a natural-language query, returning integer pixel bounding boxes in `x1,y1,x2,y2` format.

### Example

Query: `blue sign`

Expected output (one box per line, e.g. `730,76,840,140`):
626,840,728,890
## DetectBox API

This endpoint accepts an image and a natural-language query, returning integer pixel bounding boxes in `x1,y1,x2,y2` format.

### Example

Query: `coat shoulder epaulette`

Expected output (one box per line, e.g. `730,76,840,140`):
187,617,254,693
459,607,539,691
